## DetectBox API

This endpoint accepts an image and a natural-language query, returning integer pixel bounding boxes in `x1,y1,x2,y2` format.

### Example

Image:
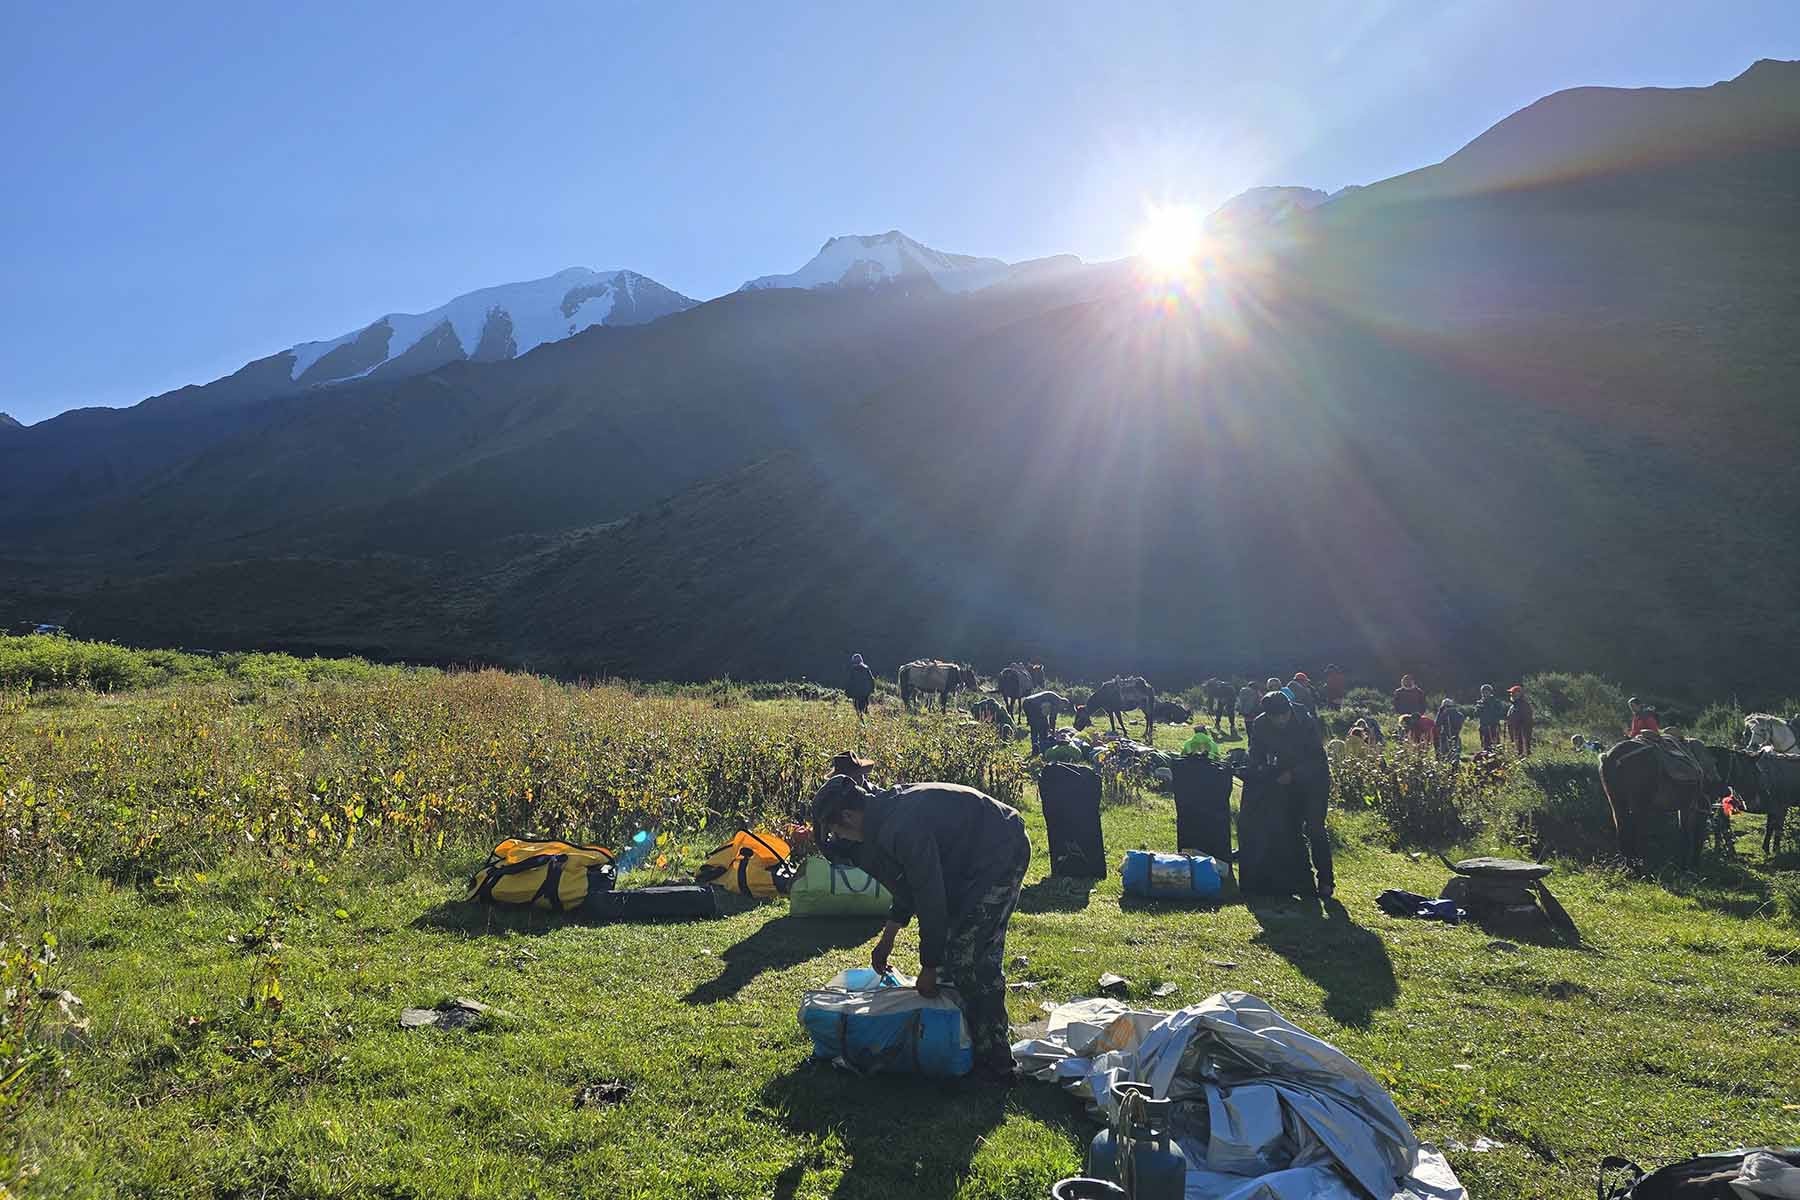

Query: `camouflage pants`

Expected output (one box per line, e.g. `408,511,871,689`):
943,818,1031,1068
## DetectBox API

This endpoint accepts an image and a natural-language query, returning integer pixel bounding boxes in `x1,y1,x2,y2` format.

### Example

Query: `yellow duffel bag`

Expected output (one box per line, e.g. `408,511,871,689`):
468,839,617,912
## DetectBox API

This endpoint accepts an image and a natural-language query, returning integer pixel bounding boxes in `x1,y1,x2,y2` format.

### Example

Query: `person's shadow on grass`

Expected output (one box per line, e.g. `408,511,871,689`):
759,1061,1084,1199
1246,895,1399,1028
1016,874,1097,913
682,915,882,1005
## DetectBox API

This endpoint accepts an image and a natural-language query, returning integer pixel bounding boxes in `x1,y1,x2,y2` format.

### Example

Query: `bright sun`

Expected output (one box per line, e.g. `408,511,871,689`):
1136,204,1206,275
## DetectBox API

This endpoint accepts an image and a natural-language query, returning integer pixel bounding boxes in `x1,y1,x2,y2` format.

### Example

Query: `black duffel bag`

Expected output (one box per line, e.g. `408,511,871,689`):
1598,1147,1800,1199
586,885,718,921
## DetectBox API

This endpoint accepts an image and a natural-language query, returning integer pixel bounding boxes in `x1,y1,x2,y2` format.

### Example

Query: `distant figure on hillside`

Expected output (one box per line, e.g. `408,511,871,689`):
1475,684,1506,751
1324,665,1347,707
1020,689,1067,757
1393,674,1426,717
811,775,1029,1086
1434,698,1465,762
846,653,876,718
1241,692,1334,898
1628,697,1661,738
1507,685,1535,757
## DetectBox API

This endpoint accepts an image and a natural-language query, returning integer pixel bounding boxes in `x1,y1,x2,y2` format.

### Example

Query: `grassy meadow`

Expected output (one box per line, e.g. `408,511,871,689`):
2,645,1799,1198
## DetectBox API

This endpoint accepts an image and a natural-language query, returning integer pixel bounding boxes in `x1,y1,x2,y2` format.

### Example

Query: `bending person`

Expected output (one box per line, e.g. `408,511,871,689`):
811,775,1030,1085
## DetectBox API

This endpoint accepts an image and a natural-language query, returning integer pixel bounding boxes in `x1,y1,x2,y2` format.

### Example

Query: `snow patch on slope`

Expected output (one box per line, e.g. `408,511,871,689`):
287,267,688,384
739,231,1017,294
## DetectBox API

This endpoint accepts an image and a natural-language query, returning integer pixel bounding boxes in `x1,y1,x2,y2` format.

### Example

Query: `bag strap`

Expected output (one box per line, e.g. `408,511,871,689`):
1596,1156,1643,1200
736,851,752,896
533,857,567,912
738,828,796,872
472,851,561,902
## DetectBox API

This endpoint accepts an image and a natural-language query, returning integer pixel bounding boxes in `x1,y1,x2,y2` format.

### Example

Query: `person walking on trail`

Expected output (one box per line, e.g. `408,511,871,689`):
1474,684,1505,751
1241,692,1334,899
1324,665,1347,707
1181,723,1220,760
1507,685,1535,757
1628,697,1661,738
1020,689,1067,757
1393,674,1426,717
811,775,1030,1085
1238,682,1262,733
846,654,876,718
1434,698,1466,762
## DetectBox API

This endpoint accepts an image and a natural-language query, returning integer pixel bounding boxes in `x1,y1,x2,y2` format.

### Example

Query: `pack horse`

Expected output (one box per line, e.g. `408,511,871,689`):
898,660,979,712
1074,676,1157,737
996,662,1046,715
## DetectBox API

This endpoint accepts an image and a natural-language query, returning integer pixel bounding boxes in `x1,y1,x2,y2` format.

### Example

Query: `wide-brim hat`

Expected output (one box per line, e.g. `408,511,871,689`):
827,751,876,774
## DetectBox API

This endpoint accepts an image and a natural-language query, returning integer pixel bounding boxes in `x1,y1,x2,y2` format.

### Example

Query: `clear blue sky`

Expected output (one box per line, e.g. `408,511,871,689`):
3,0,1794,423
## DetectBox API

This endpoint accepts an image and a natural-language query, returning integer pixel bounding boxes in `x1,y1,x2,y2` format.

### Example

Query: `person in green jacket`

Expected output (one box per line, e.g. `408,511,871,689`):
1181,723,1219,759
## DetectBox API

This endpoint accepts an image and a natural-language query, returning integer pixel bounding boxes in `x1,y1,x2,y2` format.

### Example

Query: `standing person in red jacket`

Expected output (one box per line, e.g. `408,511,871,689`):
1393,674,1426,718
1628,697,1661,737
1324,665,1347,708
1507,685,1535,756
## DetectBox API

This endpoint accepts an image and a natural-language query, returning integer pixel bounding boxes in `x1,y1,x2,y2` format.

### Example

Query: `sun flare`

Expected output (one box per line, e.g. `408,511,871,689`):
1136,204,1207,275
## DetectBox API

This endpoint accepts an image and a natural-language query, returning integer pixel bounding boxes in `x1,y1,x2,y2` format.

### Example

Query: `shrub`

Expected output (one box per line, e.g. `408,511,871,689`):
1333,748,1477,845
1503,750,1618,860
1524,672,1625,733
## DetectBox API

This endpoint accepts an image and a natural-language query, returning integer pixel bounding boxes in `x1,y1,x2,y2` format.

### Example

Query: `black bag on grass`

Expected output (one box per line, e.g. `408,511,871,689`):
1171,755,1234,861
586,885,718,921
1598,1147,1800,1199
1039,764,1106,878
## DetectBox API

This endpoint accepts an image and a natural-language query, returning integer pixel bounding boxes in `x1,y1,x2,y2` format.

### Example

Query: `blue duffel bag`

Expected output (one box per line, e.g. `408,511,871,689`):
1120,850,1222,900
798,970,973,1077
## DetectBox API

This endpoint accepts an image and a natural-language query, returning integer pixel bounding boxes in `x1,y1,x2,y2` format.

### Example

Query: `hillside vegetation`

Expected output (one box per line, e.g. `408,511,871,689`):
3,63,1799,691
3,656,1799,1197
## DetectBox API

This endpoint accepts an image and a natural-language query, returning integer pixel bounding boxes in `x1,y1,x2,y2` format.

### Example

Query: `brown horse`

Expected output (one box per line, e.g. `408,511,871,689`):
1599,737,1727,869
996,662,1046,716
1074,676,1156,738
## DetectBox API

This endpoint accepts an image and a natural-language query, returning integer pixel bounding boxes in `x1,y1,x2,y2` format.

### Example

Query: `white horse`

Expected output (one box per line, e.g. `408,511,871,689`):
1743,713,1798,754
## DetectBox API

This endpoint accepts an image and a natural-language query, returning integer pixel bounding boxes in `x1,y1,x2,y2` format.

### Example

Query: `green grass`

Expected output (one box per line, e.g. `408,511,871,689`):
9,683,1800,1198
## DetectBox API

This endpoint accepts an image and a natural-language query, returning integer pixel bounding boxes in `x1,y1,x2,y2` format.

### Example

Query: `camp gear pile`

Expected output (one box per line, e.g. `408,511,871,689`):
1120,851,1223,901
799,968,973,1077
1013,991,1467,1199
695,829,797,899
1041,763,1108,878
467,839,617,911
788,854,893,917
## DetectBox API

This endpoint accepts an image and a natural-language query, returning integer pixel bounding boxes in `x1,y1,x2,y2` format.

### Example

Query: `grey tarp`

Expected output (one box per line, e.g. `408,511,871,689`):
1014,991,1466,1200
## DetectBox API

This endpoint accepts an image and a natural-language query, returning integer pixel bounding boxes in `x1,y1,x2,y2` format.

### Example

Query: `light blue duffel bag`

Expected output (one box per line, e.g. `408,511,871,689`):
1120,850,1222,900
799,969,973,1077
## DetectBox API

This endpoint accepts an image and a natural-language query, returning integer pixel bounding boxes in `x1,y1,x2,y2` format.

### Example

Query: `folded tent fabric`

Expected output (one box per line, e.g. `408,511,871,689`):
1014,990,1467,1200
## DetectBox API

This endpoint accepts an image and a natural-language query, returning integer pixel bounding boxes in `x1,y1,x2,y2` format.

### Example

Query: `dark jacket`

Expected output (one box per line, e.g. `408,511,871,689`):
1393,685,1426,716
1247,710,1329,789
846,664,876,700
856,784,1026,968
1475,695,1506,726
1021,690,1066,721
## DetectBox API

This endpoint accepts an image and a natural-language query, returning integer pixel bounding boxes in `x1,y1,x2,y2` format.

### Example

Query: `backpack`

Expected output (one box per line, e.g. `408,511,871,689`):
467,839,617,911
1599,1148,1800,1199
695,829,796,899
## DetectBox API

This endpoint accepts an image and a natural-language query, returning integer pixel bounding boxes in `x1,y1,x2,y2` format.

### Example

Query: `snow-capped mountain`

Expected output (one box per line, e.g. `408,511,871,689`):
1206,187,1336,231
0,412,21,433
739,230,1059,294
284,268,696,387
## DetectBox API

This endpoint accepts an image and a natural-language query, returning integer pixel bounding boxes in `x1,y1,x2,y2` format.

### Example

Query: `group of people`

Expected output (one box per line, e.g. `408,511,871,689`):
1381,676,1535,760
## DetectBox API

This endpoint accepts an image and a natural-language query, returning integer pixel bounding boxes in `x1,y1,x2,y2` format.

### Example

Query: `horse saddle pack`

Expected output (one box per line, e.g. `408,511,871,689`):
1630,732,1711,785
